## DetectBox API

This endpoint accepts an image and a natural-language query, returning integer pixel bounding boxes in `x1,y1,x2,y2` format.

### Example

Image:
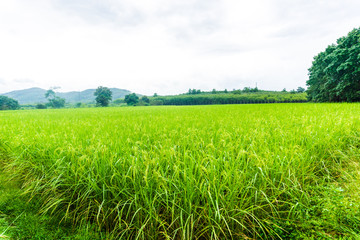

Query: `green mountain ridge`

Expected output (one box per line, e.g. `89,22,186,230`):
1,87,133,104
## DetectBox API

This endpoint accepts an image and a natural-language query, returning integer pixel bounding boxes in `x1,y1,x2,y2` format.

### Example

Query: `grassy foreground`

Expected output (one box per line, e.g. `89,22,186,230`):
0,104,360,239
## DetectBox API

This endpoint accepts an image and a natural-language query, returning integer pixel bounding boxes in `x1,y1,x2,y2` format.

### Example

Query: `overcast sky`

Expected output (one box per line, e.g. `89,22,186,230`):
0,0,359,95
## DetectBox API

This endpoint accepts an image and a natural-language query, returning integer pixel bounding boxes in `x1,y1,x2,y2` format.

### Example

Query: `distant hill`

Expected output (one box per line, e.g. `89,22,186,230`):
1,87,133,104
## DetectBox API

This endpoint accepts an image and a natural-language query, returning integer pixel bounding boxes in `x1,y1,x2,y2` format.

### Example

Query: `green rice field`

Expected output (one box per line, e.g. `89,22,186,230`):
1,103,360,239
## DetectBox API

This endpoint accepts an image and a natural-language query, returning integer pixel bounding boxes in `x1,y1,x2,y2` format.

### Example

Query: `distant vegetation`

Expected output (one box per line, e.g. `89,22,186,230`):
45,89,66,108
94,86,112,107
0,96,19,110
123,94,150,106
35,103,47,109
148,88,307,106
0,87,131,105
307,27,360,102
1,87,307,110
121,87,307,107
124,93,139,105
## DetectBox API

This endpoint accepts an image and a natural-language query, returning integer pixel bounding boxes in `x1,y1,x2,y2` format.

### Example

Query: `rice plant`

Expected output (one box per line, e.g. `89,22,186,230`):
0,103,359,239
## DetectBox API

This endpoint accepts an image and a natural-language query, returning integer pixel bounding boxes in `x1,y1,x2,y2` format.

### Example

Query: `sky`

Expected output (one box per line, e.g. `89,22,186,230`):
0,0,360,95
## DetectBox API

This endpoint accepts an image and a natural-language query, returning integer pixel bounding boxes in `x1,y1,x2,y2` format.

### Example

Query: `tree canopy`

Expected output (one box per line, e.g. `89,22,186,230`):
124,93,139,105
45,89,65,108
307,27,360,102
141,96,150,104
94,86,112,107
0,96,19,110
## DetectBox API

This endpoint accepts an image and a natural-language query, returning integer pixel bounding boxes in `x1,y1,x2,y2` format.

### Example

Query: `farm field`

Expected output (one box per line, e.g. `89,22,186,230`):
0,103,360,239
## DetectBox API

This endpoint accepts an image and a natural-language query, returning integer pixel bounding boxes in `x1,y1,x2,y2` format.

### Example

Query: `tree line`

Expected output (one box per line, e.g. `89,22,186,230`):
119,87,307,106
148,92,307,106
1,87,307,110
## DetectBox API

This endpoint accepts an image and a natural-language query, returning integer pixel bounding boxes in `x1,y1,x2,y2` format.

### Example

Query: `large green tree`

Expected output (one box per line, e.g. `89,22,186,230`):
0,96,19,110
307,27,360,102
124,93,139,105
94,86,112,107
45,89,65,108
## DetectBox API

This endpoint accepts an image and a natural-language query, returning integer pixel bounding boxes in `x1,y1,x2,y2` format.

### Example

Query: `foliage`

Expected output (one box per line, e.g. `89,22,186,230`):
0,104,360,239
137,96,150,106
0,96,19,110
242,87,259,93
94,86,112,107
36,103,47,109
124,93,139,105
45,89,55,99
187,89,202,95
307,27,360,102
0,88,132,105
149,99,163,105
151,92,307,105
45,90,65,108
297,87,306,93
112,98,124,105
48,97,65,109
141,96,150,104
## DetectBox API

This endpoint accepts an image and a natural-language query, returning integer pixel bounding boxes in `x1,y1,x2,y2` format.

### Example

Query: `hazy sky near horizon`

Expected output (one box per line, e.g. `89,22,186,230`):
0,0,359,95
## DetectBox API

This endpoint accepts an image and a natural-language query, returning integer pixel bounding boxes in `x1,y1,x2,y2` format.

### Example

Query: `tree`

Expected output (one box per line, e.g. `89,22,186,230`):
251,87,259,92
187,89,201,95
124,93,139,105
307,27,360,102
243,87,251,93
141,96,150,104
94,86,112,107
137,96,150,106
297,87,305,93
0,96,19,110
45,89,55,99
45,89,65,108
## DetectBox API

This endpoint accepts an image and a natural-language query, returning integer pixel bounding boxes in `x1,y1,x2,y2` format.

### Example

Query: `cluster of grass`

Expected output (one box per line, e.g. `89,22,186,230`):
1,141,104,239
0,103,359,239
150,92,307,105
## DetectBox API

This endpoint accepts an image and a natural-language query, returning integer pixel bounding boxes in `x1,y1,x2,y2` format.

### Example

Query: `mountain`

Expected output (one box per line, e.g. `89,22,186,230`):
1,87,133,105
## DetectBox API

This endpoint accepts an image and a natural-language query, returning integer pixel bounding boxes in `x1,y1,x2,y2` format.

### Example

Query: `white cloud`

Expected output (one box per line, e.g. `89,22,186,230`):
0,0,360,95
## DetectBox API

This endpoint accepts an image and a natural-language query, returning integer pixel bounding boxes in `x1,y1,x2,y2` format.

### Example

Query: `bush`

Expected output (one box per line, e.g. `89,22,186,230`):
36,104,47,109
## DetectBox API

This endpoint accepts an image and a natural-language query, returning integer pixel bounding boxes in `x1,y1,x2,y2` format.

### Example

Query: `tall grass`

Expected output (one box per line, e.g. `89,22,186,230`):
0,103,359,239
